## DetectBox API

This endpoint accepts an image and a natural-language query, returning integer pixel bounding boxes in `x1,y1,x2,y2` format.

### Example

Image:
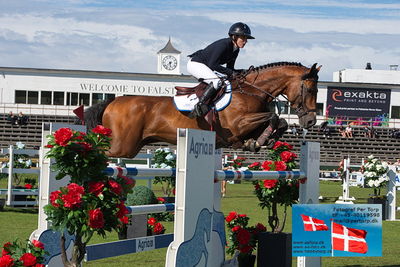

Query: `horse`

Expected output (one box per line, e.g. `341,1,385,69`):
84,62,321,158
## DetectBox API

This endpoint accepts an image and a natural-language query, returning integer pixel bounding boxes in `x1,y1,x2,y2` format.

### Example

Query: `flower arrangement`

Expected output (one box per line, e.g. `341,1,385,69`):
249,141,300,233
152,148,176,197
225,211,266,257
0,239,47,267
147,217,166,235
224,155,246,170
43,126,134,267
363,155,389,196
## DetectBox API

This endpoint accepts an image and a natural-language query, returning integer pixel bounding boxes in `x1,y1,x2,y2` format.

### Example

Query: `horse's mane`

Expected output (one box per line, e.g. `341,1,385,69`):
252,61,304,72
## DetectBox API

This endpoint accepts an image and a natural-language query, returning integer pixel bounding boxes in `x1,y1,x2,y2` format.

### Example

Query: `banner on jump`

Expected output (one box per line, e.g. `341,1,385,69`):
326,86,391,118
292,204,382,257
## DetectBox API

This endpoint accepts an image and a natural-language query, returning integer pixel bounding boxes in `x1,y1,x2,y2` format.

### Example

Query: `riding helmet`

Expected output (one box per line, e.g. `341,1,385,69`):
228,22,255,39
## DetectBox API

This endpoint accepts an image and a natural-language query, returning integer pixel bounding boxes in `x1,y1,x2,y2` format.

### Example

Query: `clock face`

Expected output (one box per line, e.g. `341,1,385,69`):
162,55,178,70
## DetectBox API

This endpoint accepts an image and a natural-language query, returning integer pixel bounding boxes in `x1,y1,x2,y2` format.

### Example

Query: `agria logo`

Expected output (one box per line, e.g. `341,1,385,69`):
331,89,343,102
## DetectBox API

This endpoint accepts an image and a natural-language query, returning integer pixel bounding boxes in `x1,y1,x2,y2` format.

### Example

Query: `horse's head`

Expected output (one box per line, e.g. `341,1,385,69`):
286,63,321,129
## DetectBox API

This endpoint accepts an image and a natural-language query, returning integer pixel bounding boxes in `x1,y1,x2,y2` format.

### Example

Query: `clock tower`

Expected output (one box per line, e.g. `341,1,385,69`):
157,37,181,75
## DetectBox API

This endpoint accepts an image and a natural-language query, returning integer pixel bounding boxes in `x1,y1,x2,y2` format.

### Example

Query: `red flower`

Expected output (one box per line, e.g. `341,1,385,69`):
274,161,287,171
116,202,129,218
248,162,261,169
88,208,105,229
108,179,122,195
172,187,176,196
157,197,165,203
45,144,54,148
237,228,251,245
20,253,37,266
263,179,278,189
255,223,267,232
67,183,84,194
272,141,293,150
24,184,33,189
153,222,165,235
119,216,129,224
261,160,273,171
147,217,157,226
32,240,44,250
1,250,8,256
119,175,134,187
225,211,238,223
62,192,82,209
92,125,112,137
54,128,73,147
232,226,241,232
280,151,297,162
35,264,45,267
49,190,62,208
238,214,247,218
0,254,13,267
88,181,105,196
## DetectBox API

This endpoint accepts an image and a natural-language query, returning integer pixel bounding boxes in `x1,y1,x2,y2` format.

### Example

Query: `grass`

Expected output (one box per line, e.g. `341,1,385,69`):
0,180,399,266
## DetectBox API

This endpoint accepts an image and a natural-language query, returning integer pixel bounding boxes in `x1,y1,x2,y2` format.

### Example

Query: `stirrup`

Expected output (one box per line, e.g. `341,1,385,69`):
188,103,210,118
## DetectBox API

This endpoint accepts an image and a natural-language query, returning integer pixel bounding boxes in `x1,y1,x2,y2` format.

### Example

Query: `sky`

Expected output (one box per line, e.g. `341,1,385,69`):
0,0,399,81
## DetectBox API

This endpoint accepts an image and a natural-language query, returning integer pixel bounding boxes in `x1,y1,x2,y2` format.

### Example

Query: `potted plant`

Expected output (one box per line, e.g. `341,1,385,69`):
152,148,176,200
363,154,389,219
147,217,166,236
43,126,134,267
249,141,300,267
225,211,267,267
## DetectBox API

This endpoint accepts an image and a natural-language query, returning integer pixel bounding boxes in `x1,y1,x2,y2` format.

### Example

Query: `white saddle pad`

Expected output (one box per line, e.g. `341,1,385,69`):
173,82,232,112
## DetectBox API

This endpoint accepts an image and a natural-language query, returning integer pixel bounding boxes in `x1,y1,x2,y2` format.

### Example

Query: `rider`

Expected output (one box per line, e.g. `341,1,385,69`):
187,22,255,118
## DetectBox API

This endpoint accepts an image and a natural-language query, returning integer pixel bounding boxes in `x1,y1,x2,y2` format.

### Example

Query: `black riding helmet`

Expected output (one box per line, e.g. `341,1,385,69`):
228,22,255,39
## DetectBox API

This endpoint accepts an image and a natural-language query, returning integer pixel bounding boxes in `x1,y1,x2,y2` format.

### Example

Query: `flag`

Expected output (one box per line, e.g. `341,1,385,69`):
332,222,368,254
300,214,328,231
73,105,85,124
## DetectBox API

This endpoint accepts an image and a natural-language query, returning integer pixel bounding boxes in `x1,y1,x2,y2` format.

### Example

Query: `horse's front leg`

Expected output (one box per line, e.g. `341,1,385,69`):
225,112,279,151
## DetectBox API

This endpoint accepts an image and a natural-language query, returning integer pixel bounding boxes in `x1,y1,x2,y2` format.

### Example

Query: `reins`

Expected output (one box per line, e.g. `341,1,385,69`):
231,66,317,117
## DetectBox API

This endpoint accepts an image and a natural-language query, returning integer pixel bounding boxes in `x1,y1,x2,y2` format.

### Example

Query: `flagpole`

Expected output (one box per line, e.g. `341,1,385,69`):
331,219,334,257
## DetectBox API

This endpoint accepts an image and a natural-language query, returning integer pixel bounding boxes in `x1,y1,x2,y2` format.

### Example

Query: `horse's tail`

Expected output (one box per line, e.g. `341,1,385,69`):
83,98,114,131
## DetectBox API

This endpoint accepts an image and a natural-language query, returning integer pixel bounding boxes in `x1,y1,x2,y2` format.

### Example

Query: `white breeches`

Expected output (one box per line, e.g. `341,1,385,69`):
187,59,220,88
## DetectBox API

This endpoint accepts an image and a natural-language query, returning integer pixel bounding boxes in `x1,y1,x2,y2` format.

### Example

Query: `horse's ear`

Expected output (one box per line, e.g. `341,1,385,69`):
309,63,321,75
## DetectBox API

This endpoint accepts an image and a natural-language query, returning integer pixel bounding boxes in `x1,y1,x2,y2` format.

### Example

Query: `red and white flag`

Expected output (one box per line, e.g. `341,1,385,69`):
300,214,328,231
332,222,368,254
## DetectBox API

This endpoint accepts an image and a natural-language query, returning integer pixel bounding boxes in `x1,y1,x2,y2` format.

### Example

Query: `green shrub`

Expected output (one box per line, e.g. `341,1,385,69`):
126,185,158,206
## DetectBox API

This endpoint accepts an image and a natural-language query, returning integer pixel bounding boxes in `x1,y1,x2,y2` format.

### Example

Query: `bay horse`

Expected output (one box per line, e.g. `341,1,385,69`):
84,62,321,158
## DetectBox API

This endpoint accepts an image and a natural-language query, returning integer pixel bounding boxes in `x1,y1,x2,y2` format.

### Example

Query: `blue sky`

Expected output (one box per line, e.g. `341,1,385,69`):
0,0,399,81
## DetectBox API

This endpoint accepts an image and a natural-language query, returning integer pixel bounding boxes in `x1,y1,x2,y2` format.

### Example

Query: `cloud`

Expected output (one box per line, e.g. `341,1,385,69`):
0,1,398,81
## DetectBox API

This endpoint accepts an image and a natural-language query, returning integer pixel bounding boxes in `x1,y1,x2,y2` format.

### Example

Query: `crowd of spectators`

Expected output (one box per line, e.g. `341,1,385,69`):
6,111,29,126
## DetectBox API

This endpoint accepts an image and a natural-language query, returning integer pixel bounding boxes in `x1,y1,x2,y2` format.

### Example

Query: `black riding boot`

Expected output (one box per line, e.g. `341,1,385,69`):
189,83,218,118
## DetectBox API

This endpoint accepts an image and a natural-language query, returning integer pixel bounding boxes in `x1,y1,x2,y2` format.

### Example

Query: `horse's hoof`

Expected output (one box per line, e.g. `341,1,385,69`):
243,140,261,152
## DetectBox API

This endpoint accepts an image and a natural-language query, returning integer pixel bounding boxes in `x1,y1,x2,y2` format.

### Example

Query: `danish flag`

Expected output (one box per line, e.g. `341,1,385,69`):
332,222,368,254
300,214,328,231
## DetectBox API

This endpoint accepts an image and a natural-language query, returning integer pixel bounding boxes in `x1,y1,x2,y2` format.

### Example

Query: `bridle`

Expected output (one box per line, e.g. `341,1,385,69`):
231,68,318,118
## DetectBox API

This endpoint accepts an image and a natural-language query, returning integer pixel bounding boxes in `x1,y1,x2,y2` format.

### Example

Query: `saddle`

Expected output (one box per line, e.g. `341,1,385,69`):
175,82,226,102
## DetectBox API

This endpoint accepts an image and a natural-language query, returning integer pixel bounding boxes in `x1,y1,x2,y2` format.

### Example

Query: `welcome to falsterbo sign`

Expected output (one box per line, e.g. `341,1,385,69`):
326,86,391,118
79,82,175,96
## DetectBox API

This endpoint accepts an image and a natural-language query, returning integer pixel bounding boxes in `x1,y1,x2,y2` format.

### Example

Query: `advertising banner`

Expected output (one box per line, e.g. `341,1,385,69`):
326,86,391,118
292,204,382,257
